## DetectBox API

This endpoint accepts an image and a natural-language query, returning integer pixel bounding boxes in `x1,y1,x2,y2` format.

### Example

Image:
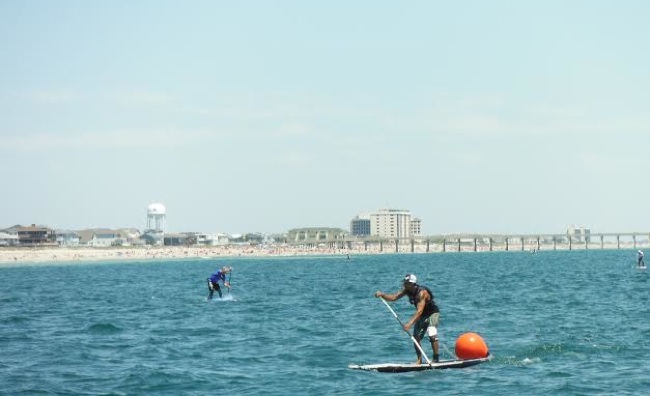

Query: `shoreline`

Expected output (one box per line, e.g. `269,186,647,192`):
0,242,644,267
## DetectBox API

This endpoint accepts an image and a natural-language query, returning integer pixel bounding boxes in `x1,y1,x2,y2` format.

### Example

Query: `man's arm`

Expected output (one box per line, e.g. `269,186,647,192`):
375,289,406,301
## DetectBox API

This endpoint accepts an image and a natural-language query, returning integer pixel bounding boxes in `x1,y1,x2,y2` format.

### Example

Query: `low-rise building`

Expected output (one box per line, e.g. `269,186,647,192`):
286,227,349,243
55,230,80,246
78,229,126,247
0,231,19,246
163,233,189,246
567,224,591,243
12,224,57,246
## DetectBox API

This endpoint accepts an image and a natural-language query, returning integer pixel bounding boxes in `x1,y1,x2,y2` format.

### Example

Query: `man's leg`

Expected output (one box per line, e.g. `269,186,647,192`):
429,337,440,362
216,284,222,298
427,314,441,362
207,280,214,300
413,336,423,364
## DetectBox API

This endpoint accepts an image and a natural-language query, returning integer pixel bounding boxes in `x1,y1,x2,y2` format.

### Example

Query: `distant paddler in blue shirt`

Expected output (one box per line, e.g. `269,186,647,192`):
638,250,645,268
207,266,232,300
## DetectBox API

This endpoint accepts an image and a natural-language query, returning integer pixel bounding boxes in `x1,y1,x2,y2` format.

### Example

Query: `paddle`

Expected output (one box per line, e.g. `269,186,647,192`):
379,297,433,366
227,268,232,294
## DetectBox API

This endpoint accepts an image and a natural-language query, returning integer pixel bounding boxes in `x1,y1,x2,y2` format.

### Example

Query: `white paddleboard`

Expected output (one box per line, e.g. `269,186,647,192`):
348,356,491,373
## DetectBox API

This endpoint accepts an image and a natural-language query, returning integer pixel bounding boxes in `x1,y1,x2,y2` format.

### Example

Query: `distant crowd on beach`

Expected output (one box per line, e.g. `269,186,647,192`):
0,244,366,265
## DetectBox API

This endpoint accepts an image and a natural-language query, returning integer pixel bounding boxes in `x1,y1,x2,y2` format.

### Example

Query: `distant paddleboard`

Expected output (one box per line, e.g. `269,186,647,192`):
206,294,236,302
348,356,490,373
638,266,647,270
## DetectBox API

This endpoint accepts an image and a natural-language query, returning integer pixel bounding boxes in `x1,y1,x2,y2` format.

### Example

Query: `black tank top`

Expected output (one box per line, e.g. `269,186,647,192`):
406,285,439,317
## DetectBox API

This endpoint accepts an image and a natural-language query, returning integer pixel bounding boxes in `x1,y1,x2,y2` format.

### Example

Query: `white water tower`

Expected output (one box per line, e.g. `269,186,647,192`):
147,203,166,232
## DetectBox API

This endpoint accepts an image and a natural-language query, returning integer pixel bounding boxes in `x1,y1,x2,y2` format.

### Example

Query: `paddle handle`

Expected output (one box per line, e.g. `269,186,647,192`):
379,298,432,365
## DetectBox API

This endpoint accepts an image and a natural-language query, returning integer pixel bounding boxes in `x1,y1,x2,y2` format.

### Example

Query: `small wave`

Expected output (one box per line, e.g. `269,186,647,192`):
521,357,541,365
488,355,540,366
0,296,20,303
1,315,29,325
87,323,122,334
206,294,236,302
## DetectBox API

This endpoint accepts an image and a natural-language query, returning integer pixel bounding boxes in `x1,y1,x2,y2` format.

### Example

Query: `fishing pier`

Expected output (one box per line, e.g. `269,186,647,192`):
287,232,650,253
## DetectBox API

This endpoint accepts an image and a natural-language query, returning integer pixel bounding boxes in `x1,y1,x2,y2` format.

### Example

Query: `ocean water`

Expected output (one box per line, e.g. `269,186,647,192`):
1,250,649,395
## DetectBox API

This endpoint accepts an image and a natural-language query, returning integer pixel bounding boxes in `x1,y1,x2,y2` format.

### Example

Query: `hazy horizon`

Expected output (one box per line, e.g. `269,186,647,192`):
2,1,650,235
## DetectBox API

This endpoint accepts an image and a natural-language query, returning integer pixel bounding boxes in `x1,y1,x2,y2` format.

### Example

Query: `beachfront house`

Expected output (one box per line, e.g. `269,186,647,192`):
55,230,80,246
8,224,57,246
78,229,126,247
163,233,189,246
243,233,265,244
0,231,19,246
141,230,164,246
118,228,145,247
214,233,231,245
172,232,220,246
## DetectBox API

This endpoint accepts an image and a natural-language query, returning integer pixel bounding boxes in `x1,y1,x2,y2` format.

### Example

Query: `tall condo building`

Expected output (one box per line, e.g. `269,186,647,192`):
370,209,412,238
350,214,371,236
410,218,422,236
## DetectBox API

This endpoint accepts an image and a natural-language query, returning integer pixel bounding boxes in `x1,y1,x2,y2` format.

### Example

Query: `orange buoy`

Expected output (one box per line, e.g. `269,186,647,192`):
455,332,489,360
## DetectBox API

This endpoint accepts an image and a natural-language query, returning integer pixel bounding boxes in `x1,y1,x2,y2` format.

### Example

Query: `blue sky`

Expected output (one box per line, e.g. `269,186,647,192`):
2,1,650,235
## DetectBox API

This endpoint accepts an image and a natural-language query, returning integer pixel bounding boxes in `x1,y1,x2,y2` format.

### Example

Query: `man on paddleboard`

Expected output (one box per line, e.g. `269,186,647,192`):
638,250,645,268
207,266,232,300
375,274,440,363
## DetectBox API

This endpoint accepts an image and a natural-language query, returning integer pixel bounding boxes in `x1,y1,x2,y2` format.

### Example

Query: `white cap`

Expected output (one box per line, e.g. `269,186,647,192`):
403,274,417,284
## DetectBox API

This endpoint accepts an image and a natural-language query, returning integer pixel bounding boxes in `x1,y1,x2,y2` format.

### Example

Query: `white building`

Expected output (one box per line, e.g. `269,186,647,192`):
182,232,224,246
77,229,125,247
567,224,591,243
55,230,80,246
370,209,412,238
0,231,19,246
410,218,422,236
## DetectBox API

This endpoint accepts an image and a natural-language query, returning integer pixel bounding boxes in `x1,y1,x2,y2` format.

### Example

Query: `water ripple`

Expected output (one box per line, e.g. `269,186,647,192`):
1,251,649,395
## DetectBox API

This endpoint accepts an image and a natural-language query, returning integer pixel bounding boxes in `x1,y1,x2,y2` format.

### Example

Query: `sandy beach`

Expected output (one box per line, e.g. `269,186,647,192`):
0,240,643,266
0,244,385,266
